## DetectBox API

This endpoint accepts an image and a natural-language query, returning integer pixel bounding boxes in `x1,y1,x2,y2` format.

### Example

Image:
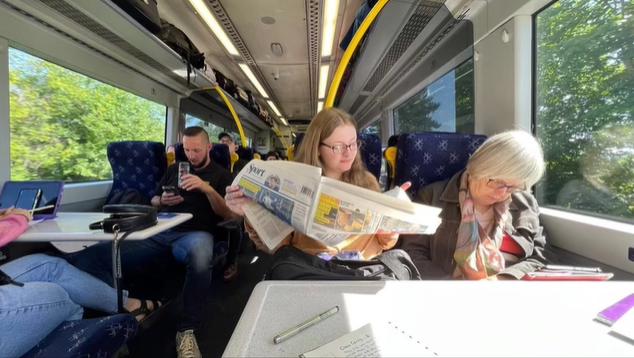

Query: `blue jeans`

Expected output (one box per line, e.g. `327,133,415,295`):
0,254,127,357
71,229,214,332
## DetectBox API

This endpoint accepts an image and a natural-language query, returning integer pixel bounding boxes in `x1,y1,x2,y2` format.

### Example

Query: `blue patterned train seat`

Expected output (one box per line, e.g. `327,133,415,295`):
21,314,138,358
357,132,382,182
394,133,487,198
106,141,167,203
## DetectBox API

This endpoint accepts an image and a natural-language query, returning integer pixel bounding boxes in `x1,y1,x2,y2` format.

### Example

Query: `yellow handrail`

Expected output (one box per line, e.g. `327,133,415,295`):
325,0,390,108
206,86,247,146
272,127,289,149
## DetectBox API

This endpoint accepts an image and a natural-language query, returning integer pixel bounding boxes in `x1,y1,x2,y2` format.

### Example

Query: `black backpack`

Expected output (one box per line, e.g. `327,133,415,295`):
106,189,149,206
157,19,206,82
266,245,421,281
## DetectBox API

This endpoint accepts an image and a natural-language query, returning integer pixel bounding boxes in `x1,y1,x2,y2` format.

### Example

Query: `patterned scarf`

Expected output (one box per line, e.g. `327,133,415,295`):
453,172,511,279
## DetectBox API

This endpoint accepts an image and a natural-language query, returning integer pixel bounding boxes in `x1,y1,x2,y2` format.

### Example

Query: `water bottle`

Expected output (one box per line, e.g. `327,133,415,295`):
178,162,190,188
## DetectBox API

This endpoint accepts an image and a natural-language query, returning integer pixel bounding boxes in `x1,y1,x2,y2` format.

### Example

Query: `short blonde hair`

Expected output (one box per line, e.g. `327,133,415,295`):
466,130,545,188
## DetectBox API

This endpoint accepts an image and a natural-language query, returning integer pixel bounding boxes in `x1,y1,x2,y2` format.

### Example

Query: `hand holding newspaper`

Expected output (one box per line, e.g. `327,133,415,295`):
232,160,442,251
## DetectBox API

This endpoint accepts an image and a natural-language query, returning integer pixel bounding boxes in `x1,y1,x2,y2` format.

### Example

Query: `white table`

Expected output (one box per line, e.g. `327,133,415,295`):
224,281,634,357
15,212,192,252
16,212,192,242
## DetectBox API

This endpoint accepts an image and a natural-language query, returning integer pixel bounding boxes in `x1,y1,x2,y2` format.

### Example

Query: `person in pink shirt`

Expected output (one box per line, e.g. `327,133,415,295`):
0,207,160,357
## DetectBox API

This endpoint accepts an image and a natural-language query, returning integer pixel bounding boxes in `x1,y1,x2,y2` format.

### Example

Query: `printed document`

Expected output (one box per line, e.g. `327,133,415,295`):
234,160,442,250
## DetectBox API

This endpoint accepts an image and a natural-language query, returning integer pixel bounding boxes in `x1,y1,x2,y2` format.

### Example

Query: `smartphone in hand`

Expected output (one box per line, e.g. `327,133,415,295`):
162,185,181,196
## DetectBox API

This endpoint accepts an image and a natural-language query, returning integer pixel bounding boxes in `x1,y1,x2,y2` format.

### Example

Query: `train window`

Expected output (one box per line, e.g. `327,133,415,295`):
534,0,634,223
362,122,382,139
230,132,243,146
9,48,166,183
393,58,474,134
185,114,225,141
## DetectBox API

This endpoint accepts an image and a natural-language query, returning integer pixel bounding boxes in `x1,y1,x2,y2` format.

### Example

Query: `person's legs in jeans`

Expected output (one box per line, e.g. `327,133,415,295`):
168,231,213,358
0,281,83,357
169,231,214,332
4,253,126,314
70,232,173,286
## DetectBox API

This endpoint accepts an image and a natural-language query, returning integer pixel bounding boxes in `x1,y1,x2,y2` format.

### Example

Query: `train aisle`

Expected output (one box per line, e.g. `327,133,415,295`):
129,243,273,357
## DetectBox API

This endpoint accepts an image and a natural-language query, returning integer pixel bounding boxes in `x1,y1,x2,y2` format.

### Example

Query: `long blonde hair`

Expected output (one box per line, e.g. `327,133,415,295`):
294,108,377,190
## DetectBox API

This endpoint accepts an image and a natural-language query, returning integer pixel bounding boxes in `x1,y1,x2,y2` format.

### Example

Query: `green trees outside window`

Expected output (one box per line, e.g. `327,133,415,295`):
535,0,634,221
9,49,166,182
393,58,474,134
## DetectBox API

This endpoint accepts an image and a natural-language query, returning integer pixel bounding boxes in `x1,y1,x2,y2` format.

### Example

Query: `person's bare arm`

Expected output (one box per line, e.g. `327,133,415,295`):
181,174,233,220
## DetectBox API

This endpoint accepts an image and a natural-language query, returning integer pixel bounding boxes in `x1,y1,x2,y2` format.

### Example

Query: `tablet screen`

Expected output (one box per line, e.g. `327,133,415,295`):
0,181,64,218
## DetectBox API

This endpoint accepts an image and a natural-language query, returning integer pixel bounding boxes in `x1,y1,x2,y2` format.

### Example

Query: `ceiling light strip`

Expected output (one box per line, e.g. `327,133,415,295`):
239,63,270,98
318,64,330,99
267,100,282,117
321,0,339,57
188,0,239,56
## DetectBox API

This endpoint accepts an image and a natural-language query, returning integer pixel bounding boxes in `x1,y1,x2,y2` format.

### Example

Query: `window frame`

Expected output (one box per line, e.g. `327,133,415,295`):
391,57,475,135
531,0,558,134
0,8,183,209
530,0,634,276
531,0,634,225
8,46,168,184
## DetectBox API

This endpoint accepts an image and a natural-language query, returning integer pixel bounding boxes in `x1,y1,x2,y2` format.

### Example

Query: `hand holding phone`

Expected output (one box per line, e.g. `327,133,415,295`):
161,186,184,206
162,186,180,195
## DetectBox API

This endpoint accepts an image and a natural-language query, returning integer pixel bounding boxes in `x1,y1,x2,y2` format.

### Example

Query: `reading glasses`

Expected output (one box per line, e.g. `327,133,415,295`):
486,179,526,193
320,140,360,155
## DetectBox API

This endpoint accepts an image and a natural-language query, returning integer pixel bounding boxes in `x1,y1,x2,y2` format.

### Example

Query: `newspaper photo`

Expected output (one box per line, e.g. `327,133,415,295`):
233,160,442,250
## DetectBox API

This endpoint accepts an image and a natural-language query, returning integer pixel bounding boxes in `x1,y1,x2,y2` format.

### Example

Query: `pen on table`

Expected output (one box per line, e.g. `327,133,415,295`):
273,306,339,344
544,264,602,273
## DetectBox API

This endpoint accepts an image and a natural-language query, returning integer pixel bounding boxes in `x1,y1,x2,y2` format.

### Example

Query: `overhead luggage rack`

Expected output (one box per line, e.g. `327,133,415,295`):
6,0,215,94
193,87,271,132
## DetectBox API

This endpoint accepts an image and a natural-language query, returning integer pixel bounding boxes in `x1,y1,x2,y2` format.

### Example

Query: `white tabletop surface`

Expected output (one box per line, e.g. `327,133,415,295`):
223,280,634,357
15,212,192,242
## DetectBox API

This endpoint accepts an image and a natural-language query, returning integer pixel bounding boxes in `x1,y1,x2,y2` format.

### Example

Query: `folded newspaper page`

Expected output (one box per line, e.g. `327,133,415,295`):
233,160,442,250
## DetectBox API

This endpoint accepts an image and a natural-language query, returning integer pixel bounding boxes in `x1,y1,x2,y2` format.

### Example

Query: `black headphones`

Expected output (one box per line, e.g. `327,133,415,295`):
89,204,158,233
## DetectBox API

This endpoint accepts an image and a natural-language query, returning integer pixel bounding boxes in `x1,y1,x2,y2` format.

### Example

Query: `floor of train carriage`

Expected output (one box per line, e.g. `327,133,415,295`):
128,242,274,358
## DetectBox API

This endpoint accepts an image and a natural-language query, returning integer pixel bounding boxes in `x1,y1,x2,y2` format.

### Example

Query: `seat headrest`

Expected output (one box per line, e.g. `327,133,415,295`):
287,145,295,161
387,135,399,147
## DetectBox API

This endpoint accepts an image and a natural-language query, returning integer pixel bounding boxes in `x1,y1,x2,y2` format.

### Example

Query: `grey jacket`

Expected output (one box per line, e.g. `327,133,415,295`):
399,170,553,279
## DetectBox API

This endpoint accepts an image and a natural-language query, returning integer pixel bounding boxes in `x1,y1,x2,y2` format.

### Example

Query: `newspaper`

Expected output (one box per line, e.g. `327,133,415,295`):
233,160,442,251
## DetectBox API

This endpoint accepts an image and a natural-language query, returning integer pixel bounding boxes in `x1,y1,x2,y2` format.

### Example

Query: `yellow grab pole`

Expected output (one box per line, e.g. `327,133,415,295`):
272,127,289,150
325,0,389,108
208,86,247,146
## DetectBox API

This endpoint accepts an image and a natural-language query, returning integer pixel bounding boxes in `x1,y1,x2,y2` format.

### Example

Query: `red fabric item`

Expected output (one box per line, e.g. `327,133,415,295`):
499,233,525,256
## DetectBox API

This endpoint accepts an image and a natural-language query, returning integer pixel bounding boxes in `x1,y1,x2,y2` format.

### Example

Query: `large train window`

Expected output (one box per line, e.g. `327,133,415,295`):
392,58,474,134
534,0,634,223
185,114,225,141
9,48,166,183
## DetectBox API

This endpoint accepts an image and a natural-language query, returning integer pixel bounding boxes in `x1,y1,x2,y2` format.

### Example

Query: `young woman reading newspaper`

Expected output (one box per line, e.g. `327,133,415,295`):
225,108,408,260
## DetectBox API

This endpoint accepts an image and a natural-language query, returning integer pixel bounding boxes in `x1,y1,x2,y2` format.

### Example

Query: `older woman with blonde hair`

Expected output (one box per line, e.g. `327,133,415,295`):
401,130,554,280
225,107,398,259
